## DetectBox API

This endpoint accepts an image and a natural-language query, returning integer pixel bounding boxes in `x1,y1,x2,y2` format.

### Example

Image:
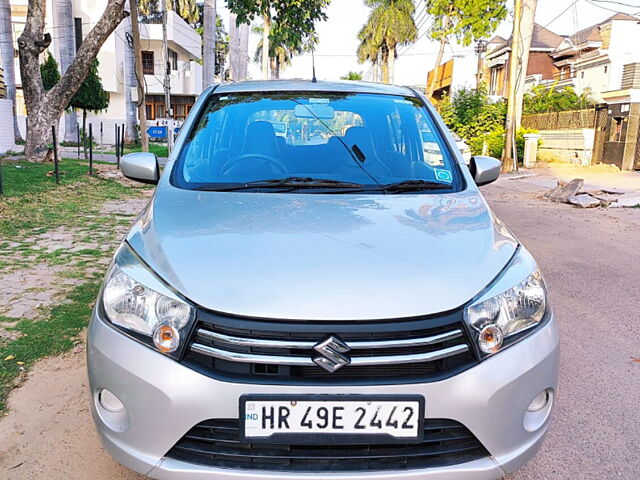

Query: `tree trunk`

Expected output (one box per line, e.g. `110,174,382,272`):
18,0,128,162
0,0,23,142
269,56,277,80
238,21,249,81
380,45,389,84
275,57,280,80
202,0,216,86
55,0,78,143
130,0,148,151
388,44,395,85
123,1,138,144
427,17,449,103
229,13,239,80
261,12,270,80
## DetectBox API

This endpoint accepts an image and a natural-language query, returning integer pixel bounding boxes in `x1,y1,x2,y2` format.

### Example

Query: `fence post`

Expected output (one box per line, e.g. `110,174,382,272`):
52,126,60,185
100,122,104,160
0,154,4,196
89,123,94,176
115,125,120,168
121,123,125,157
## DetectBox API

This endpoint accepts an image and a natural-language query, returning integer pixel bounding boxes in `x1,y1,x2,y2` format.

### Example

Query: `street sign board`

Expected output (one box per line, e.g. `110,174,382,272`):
147,126,168,139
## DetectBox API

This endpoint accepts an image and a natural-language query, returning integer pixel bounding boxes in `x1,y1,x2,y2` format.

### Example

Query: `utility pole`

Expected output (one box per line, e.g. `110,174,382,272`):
161,0,173,154
130,0,148,152
503,0,538,172
475,39,488,89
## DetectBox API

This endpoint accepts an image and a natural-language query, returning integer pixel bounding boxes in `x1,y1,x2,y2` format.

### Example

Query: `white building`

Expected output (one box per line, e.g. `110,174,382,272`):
542,13,640,102
9,0,203,143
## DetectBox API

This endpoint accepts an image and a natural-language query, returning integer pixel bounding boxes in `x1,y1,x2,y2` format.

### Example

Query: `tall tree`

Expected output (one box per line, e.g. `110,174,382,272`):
54,0,78,143
18,0,127,162
139,0,200,25
40,52,60,91
202,0,216,86
425,0,507,101
69,60,110,159
252,23,300,79
357,0,417,84
0,0,23,142
227,0,330,80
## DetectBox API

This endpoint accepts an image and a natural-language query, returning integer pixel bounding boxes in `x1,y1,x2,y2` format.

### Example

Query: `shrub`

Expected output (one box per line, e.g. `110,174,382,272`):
440,86,506,156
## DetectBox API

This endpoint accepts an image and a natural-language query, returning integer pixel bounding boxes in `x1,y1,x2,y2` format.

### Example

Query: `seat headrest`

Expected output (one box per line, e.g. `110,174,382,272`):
243,121,279,157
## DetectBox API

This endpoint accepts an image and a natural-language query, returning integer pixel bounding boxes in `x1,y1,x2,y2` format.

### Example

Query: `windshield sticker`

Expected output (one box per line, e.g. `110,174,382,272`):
309,98,330,104
434,169,453,183
393,99,413,105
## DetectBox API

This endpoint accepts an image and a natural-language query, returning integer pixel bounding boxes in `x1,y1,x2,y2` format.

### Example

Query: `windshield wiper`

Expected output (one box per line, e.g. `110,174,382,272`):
247,176,364,188
380,179,453,193
194,177,365,192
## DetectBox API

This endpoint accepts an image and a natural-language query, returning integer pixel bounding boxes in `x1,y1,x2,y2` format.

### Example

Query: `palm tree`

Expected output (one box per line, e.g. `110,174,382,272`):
0,0,22,142
253,24,300,79
54,0,80,143
357,0,417,84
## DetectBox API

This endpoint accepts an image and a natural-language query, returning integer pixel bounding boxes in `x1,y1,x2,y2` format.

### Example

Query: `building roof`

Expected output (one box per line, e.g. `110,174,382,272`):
570,13,640,45
488,23,564,53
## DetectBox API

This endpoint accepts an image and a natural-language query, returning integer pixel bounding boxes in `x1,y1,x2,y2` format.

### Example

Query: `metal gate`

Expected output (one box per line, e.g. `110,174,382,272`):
592,104,608,165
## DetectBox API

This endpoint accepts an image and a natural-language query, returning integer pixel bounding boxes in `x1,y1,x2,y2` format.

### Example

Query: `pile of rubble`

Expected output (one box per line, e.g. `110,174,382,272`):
544,179,640,208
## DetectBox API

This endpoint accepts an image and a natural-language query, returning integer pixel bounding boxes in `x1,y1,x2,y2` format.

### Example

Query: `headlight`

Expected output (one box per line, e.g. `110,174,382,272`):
102,243,194,354
464,247,547,357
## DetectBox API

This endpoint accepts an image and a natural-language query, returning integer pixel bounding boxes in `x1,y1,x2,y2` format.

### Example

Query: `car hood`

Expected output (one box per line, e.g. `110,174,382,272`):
127,186,518,320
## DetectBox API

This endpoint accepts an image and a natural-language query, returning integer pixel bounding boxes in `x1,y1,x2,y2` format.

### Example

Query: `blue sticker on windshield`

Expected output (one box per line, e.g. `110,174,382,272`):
434,169,452,183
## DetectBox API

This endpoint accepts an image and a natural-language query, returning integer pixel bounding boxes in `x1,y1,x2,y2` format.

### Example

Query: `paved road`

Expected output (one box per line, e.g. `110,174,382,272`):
482,177,640,479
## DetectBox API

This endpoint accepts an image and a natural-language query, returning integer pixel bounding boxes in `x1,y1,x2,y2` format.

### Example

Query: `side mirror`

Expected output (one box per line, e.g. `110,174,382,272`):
470,156,501,186
120,152,160,185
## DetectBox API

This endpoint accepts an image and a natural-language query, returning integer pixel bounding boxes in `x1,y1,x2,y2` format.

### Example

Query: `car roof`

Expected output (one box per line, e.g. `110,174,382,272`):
210,79,416,97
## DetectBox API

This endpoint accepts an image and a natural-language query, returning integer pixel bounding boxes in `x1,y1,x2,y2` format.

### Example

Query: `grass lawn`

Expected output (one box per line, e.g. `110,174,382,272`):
105,142,169,158
0,158,146,411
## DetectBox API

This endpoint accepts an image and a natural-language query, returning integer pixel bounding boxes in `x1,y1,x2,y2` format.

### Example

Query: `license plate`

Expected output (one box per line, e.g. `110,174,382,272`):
240,395,424,443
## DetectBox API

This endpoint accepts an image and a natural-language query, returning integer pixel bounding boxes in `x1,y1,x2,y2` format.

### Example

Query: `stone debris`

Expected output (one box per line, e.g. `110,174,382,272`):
544,178,640,209
568,194,601,208
614,193,640,208
544,179,584,203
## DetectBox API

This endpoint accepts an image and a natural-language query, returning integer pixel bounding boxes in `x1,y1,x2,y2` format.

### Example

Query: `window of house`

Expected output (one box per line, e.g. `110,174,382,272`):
610,117,624,142
489,66,501,96
171,96,196,121
142,51,155,75
169,49,178,71
604,65,608,74
74,18,83,51
581,71,584,79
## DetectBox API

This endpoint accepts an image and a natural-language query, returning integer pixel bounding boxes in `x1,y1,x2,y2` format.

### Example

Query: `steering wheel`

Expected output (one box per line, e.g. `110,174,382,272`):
220,153,287,177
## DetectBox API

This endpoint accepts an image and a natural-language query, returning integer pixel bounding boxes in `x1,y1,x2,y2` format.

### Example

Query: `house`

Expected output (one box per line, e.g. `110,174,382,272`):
425,49,479,101
549,13,640,102
484,23,565,98
8,0,204,142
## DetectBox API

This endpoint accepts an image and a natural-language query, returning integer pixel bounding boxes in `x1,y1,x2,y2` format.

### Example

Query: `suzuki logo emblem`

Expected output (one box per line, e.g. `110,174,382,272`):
313,335,351,373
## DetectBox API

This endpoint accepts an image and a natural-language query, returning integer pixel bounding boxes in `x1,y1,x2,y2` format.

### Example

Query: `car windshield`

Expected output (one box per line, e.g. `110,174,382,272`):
172,92,461,192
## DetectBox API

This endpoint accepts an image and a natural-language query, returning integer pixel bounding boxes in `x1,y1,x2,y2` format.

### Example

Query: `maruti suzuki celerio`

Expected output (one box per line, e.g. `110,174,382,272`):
88,80,559,480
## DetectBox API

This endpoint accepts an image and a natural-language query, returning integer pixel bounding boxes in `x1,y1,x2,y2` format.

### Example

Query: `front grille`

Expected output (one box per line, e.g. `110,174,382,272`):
165,418,489,472
181,309,478,385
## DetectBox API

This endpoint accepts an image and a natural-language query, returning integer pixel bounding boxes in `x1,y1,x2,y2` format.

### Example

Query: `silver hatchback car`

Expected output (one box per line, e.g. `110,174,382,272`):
88,80,559,480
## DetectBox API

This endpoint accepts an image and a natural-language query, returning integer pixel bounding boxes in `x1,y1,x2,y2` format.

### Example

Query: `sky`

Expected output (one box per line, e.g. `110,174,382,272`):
217,0,640,86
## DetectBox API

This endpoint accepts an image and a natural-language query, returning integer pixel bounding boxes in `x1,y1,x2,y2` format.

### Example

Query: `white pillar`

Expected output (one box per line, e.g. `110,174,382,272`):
523,133,541,168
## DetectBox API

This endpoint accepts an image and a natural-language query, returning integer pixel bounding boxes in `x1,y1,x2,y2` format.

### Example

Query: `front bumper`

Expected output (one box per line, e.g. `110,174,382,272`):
87,310,559,480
